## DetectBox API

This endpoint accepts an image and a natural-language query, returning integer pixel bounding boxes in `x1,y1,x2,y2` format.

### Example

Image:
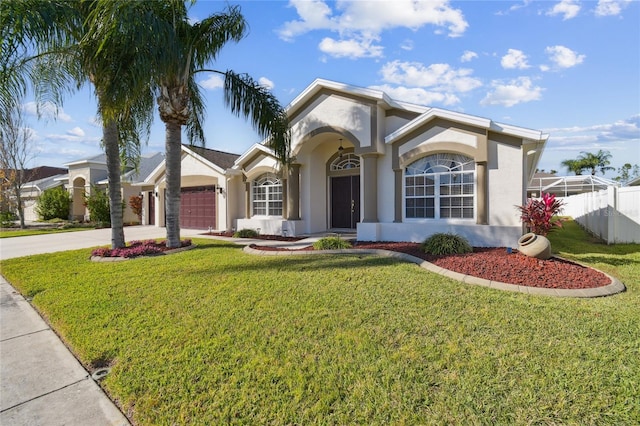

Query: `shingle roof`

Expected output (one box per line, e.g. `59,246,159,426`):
184,145,240,170
123,152,165,183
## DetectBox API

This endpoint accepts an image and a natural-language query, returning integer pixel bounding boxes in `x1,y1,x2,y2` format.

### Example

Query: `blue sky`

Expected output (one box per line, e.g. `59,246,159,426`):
23,0,639,178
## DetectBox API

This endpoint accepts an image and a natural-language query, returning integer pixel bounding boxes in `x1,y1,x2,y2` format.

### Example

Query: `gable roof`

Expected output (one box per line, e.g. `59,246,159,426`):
20,173,67,193
122,152,165,183
64,153,107,167
183,145,240,170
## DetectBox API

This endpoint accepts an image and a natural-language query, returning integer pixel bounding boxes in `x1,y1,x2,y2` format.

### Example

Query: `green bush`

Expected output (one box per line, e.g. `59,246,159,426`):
83,186,111,224
421,233,472,255
233,228,259,238
0,211,17,227
36,186,71,221
313,236,352,250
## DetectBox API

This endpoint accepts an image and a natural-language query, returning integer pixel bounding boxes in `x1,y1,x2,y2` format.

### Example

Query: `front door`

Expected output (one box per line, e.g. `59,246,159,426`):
331,175,360,229
148,191,155,225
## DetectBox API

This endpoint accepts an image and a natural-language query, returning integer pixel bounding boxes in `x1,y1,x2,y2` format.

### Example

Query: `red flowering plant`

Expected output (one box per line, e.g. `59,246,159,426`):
91,239,192,258
516,193,567,236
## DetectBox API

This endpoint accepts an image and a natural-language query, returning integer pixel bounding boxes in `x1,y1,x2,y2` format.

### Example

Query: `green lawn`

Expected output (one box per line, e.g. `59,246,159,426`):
1,221,638,424
0,225,95,238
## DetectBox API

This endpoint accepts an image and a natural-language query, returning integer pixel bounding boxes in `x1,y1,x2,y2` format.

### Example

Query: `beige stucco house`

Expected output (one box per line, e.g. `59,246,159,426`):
141,79,548,247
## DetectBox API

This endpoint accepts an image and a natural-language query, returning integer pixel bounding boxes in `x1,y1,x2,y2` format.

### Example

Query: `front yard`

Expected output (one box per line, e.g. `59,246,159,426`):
1,221,638,424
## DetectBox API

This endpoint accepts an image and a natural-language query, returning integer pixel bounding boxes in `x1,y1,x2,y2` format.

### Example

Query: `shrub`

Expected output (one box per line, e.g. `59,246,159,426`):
313,236,352,250
421,233,472,255
233,228,259,238
91,239,192,258
516,192,566,236
0,211,17,227
129,195,143,221
36,186,71,221
84,186,111,224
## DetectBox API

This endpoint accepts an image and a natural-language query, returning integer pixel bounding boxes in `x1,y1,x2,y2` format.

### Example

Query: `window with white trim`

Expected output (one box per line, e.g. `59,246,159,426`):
405,153,475,219
252,173,283,216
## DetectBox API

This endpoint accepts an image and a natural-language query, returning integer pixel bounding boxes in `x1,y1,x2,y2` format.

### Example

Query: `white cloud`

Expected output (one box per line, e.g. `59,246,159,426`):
278,0,468,59
22,101,72,122
545,115,640,142
501,49,530,69
545,45,585,69
67,127,85,138
199,74,224,90
547,0,581,20
319,36,384,59
595,0,632,17
400,39,414,51
481,77,543,107
369,84,460,106
495,0,533,15
380,60,482,93
460,50,478,63
258,77,275,90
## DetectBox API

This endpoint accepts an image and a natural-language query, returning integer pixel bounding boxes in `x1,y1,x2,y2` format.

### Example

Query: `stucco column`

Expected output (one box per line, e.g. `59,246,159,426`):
361,153,379,223
287,163,301,220
244,180,251,219
282,179,288,219
476,161,488,225
393,169,403,222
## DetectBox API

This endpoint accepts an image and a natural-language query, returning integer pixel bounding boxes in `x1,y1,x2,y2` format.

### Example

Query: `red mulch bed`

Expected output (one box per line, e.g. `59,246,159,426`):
249,241,611,290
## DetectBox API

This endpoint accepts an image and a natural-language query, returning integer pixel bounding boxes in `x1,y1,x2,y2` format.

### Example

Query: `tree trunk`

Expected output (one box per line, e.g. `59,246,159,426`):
165,121,182,248
11,183,25,228
103,120,126,248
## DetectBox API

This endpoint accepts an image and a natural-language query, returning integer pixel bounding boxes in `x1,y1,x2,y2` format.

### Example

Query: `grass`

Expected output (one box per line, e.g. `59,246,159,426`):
0,225,96,238
1,220,639,424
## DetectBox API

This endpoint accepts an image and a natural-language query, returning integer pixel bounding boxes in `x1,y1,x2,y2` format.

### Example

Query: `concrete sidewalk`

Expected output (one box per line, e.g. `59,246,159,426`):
0,277,130,425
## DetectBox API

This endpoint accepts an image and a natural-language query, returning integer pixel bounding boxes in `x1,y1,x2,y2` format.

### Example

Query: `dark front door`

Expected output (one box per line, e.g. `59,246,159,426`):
179,186,216,229
148,191,155,225
331,175,360,229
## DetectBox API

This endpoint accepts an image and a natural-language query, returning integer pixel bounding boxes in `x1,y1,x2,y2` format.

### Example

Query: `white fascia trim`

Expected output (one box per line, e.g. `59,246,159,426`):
286,78,389,114
491,122,549,141
385,108,491,145
181,144,226,175
143,160,167,184
232,143,275,169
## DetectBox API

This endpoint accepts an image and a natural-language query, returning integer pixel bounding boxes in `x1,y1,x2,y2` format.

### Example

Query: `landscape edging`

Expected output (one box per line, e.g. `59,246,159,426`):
242,245,626,298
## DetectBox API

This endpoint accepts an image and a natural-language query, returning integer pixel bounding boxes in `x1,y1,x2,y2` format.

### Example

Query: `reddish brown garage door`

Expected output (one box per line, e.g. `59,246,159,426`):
180,186,216,230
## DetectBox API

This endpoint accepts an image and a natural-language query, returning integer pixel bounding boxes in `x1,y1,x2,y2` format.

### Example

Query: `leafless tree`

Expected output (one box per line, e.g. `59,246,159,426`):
0,106,35,228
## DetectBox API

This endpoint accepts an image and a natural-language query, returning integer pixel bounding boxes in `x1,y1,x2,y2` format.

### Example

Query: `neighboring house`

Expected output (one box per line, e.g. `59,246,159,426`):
20,172,68,221
528,172,620,198
63,152,164,222
628,176,640,187
6,166,68,221
144,79,549,247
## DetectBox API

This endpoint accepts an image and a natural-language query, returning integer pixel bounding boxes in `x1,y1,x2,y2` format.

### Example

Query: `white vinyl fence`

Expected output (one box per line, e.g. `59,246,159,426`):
560,186,640,244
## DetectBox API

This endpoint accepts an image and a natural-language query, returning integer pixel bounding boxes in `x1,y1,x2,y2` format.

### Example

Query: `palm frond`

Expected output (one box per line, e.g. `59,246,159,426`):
223,71,291,165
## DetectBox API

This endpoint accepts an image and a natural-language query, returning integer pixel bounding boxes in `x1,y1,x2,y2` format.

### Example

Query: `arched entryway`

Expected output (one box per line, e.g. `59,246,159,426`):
328,150,360,229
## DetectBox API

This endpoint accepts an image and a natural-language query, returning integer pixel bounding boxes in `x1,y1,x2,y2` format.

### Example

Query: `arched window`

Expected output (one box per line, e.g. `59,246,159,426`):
405,153,475,219
330,153,360,171
252,173,283,216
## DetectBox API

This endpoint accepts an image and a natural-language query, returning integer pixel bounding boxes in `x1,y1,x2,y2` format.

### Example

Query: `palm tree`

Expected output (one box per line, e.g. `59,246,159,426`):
150,4,290,248
560,158,586,175
578,150,614,176
1,0,156,248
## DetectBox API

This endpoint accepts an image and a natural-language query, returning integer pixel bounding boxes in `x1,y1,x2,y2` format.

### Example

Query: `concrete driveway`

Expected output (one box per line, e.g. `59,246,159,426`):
0,225,203,260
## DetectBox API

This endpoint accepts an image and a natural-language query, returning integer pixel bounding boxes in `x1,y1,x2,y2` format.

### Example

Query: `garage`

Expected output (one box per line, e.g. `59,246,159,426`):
179,186,216,230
